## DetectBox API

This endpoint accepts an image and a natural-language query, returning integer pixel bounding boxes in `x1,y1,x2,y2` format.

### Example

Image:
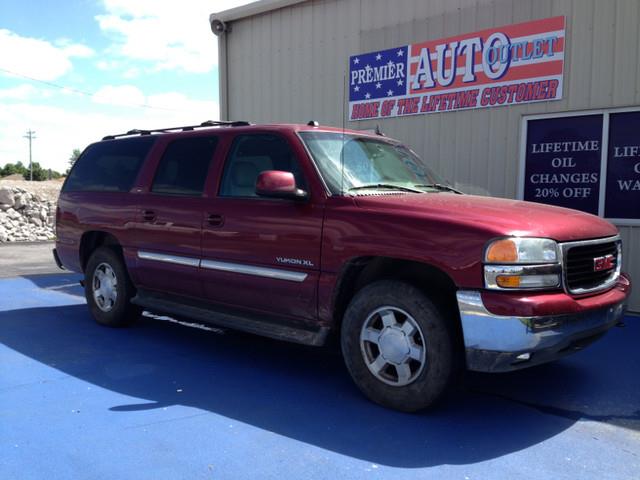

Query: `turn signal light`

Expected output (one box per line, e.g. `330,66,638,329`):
486,239,518,263
496,275,521,288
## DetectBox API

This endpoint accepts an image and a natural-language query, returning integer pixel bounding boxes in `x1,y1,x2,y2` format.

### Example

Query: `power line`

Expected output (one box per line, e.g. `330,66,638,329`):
0,67,183,112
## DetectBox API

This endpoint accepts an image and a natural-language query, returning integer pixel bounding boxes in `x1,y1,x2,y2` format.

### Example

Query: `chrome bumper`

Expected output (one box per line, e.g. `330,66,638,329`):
456,290,626,372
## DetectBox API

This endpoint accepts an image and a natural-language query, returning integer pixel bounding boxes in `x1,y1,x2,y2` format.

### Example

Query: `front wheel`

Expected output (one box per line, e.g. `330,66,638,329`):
84,247,141,327
341,280,459,412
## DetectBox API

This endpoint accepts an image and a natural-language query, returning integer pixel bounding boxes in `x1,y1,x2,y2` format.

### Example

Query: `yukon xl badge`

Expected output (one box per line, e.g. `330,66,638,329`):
276,257,314,268
593,254,615,272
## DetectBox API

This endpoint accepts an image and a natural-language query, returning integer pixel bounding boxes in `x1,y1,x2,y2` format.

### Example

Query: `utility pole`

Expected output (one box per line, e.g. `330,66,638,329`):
23,129,36,181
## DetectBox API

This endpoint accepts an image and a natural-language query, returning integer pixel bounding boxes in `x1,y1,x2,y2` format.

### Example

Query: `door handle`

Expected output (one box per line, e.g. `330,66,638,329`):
142,210,156,222
207,214,224,227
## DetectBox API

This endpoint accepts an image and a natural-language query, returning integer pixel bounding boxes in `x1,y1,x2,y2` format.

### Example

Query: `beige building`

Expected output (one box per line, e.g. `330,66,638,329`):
211,0,640,311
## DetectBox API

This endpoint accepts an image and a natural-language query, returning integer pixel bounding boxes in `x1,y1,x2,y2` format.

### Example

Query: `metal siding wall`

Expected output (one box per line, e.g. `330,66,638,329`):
223,0,640,311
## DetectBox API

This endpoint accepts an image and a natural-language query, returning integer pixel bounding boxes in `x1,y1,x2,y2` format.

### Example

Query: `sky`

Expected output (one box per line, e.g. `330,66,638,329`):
0,0,254,173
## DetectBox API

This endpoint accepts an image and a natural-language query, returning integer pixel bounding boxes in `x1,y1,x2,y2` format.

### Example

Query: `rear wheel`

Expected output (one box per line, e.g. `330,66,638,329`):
84,247,141,327
341,280,458,412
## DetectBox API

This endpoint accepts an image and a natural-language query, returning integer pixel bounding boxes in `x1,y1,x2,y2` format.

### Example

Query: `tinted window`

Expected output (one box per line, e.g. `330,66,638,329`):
151,137,218,196
219,134,305,197
64,137,155,192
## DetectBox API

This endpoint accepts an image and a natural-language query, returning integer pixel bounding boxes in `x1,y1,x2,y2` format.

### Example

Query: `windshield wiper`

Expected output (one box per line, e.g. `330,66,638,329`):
348,183,424,194
413,183,463,194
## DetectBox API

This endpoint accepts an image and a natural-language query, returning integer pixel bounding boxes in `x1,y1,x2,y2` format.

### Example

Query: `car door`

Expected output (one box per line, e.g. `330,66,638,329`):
129,135,219,299
200,132,324,321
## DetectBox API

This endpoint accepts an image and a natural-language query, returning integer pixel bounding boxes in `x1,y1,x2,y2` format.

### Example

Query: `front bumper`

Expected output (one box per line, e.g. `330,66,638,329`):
457,285,628,372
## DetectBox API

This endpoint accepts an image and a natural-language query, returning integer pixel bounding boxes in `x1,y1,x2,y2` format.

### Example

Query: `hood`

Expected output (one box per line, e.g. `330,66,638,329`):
353,193,618,242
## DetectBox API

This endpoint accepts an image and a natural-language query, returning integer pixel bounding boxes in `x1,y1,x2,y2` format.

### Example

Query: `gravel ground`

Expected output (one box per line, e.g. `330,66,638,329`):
0,178,63,202
0,179,60,242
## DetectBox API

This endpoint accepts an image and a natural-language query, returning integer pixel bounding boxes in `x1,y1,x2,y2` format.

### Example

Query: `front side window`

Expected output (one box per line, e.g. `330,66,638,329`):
64,136,156,192
219,134,306,198
151,136,218,196
299,132,447,195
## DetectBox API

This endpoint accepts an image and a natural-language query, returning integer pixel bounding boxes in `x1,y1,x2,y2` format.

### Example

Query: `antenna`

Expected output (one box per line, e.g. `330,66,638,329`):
341,72,346,196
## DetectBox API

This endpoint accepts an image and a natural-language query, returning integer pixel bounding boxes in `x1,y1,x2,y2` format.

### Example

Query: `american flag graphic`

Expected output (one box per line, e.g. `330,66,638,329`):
349,46,409,102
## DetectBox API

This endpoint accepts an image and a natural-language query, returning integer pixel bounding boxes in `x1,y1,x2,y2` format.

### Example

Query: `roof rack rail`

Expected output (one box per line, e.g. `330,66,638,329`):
102,120,251,140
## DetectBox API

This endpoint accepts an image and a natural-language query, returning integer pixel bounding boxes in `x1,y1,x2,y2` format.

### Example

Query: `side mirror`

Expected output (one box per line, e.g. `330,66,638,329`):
255,170,308,200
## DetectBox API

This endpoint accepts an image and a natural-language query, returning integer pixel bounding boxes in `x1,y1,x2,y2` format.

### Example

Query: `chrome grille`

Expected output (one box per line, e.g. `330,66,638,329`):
562,236,621,294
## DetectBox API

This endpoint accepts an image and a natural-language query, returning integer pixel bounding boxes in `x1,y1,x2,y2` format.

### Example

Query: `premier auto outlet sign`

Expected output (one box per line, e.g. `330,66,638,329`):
348,16,565,121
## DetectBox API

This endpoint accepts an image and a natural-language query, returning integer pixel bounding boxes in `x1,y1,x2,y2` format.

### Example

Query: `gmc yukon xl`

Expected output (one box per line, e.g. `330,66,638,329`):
54,121,631,412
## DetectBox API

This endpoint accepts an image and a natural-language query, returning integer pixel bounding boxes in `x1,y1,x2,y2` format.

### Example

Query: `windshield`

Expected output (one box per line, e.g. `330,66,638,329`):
299,132,449,195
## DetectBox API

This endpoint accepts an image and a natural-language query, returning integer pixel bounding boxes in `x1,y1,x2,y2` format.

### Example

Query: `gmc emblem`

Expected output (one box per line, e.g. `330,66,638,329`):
593,254,615,272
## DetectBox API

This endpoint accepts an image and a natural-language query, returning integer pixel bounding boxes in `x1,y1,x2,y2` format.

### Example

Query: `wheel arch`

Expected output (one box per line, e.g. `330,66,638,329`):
79,231,122,272
332,256,461,339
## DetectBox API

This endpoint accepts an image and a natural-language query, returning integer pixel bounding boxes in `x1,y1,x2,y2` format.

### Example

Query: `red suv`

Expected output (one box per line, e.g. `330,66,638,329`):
54,121,631,411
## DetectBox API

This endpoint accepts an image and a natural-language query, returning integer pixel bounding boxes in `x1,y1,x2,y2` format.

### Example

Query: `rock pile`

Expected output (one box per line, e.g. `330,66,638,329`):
0,186,56,242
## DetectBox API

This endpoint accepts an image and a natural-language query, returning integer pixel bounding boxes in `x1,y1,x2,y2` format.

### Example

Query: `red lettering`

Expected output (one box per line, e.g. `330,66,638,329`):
396,97,419,115
437,94,449,111
467,89,479,107
428,95,440,112
536,80,549,99
351,102,380,120
480,87,491,106
547,79,558,99
524,83,536,101
381,99,396,116
420,95,430,113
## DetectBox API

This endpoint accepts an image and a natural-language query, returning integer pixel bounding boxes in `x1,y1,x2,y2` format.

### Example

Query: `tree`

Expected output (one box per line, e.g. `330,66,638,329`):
1,161,28,177
15,161,28,177
20,162,62,181
0,163,17,177
66,148,81,175
23,162,48,181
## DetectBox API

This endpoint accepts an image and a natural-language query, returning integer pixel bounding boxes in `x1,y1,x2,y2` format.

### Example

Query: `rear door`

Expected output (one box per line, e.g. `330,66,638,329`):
200,132,324,321
58,137,155,273
129,135,219,299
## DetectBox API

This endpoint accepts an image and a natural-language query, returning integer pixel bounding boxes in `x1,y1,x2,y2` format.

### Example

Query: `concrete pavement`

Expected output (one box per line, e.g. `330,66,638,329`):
0,241,67,277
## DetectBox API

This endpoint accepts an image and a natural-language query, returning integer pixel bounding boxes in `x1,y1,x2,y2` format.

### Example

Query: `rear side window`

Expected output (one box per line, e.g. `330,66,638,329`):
151,136,218,196
64,137,155,192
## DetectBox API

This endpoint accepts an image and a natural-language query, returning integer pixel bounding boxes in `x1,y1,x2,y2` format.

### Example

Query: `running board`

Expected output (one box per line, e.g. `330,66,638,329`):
131,289,329,347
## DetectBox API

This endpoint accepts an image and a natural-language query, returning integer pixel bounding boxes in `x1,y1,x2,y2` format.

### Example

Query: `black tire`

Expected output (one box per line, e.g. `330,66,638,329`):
341,280,459,412
84,246,141,327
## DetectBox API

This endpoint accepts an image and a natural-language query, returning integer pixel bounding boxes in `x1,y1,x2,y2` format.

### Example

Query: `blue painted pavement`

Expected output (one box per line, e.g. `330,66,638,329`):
0,274,638,479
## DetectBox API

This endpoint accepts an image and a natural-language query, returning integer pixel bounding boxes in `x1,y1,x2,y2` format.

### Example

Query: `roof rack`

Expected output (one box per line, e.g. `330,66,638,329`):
102,120,251,140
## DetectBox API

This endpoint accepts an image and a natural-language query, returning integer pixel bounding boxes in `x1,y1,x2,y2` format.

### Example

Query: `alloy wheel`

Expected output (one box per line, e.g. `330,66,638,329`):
359,306,427,387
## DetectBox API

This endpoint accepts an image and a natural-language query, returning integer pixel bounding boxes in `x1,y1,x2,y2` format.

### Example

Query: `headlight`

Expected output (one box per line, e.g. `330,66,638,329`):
484,237,561,290
485,237,558,263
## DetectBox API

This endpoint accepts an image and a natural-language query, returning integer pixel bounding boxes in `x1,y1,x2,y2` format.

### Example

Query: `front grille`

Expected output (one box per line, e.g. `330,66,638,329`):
564,240,619,293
